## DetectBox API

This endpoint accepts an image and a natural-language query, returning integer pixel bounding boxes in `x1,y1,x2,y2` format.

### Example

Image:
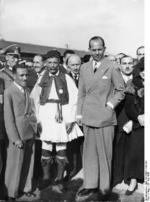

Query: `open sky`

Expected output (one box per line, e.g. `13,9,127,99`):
0,0,144,57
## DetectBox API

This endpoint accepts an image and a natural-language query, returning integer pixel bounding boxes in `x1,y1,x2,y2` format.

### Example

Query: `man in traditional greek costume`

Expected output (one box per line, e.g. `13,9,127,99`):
31,50,83,193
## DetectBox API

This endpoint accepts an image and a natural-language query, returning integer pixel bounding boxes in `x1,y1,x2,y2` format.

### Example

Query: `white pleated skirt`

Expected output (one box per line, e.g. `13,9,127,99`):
38,103,83,143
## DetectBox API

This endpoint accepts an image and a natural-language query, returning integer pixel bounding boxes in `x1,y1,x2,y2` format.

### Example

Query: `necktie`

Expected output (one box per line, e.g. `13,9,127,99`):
94,62,98,73
24,88,29,115
74,75,78,81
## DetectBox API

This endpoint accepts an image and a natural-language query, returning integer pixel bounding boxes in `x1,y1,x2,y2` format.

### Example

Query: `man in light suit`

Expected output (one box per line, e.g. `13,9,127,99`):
76,36,125,201
4,62,37,201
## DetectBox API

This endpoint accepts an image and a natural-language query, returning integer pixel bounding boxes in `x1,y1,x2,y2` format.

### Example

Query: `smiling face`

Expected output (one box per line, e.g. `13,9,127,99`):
120,56,134,76
33,55,44,73
89,39,105,62
46,57,60,75
6,55,18,68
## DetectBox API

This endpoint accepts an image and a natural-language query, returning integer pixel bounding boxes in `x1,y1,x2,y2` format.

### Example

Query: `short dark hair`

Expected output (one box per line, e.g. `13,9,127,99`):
45,50,61,61
12,62,27,74
89,36,105,49
63,49,75,58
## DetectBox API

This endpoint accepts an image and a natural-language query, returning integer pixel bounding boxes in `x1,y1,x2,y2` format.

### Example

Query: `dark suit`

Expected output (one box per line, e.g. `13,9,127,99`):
124,90,144,183
69,72,79,88
112,77,132,186
77,58,125,192
66,72,83,179
4,83,37,198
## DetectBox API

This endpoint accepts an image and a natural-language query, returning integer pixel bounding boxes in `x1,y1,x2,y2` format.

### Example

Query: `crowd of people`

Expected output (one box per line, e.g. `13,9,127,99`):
0,36,144,201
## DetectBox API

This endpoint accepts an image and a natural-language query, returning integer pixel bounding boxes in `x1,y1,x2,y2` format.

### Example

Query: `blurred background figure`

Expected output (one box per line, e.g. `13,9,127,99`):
65,54,84,181
81,54,91,64
124,57,144,195
0,45,21,89
62,49,75,73
136,46,144,63
67,54,81,87
112,55,134,187
33,55,45,79
115,53,126,65
107,54,117,63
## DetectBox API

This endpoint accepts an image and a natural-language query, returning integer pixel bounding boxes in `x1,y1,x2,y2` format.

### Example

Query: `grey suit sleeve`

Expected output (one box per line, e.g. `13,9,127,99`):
109,67,125,108
77,66,86,116
4,91,21,143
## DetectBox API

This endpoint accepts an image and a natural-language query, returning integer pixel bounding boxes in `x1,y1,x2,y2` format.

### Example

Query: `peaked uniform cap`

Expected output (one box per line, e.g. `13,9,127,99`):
5,45,21,57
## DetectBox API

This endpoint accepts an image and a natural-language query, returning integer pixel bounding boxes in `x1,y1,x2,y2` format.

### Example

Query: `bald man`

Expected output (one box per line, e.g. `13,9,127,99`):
65,54,84,180
67,54,81,88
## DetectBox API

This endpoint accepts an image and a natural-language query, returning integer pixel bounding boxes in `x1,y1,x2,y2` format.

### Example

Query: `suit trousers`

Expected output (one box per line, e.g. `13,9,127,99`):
5,139,35,198
83,125,114,192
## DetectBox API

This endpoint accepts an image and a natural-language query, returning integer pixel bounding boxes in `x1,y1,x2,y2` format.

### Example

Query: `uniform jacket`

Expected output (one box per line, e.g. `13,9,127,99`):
77,58,125,128
0,67,14,89
4,83,37,143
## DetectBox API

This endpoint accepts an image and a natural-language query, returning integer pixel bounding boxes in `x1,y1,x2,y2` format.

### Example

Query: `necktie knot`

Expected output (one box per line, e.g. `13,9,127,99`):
94,62,98,73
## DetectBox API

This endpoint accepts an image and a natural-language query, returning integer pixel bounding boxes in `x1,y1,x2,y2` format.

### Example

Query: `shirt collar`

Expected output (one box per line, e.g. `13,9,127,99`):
49,70,59,77
92,60,101,69
14,81,24,93
71,72,79,79
121,73,133,84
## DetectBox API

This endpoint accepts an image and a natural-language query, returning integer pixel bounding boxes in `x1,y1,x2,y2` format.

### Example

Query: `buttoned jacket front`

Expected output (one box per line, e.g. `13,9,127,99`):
77,58,125,128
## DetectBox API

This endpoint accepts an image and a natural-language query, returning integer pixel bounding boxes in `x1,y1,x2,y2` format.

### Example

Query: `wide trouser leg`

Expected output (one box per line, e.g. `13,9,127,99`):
96,126,114,192
83,125,114,192
5,142,24,198
19,139,35,193
83,126,99,189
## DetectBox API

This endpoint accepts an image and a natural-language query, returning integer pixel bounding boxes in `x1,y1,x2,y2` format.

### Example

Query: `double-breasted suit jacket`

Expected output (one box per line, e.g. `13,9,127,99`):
77,58,125,192
77,58,125,127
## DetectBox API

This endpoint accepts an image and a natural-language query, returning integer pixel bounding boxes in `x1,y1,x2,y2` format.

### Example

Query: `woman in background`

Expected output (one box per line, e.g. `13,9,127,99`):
124,58,144,195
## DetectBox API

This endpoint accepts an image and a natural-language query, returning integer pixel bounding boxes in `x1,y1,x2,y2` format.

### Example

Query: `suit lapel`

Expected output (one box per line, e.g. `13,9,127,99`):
13,83,29,115
85,59,110,92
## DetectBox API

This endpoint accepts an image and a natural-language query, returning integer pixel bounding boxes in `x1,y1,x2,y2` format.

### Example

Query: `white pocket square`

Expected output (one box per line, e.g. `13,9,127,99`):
102,75,108,79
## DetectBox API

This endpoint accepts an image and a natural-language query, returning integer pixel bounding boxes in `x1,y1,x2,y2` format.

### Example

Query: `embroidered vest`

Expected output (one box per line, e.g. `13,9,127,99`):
39,70,69,105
